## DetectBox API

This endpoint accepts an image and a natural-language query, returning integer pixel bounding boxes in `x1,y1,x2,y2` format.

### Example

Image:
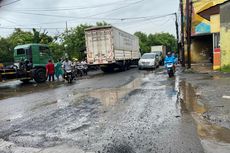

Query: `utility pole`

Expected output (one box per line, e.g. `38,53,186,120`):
180,0,185,67
65,21,68,33
175,13,179,57
186,0,192,69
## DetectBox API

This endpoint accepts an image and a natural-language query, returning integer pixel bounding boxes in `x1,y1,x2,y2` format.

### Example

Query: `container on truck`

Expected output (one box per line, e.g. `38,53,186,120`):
85,26,140,72
151,45,167,65
0,44,52,83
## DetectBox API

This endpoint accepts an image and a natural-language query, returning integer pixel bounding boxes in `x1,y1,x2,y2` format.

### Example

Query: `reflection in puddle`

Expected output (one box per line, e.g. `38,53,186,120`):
179,81,206,114
179,80,230,150
0,81,64,100
87,78,141,107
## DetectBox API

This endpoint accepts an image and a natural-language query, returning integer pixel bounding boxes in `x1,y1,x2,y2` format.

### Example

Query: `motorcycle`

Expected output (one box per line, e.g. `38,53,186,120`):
64,69,74,83
166,62,174,78
75,63,88,77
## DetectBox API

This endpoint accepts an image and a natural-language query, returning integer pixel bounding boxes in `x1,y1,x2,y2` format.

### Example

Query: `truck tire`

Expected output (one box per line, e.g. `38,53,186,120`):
33,68,47,83
20,79,31,83
101,67,113,73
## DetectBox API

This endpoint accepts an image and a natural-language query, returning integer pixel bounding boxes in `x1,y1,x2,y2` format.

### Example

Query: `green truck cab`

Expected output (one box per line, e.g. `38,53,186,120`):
0,44,52,83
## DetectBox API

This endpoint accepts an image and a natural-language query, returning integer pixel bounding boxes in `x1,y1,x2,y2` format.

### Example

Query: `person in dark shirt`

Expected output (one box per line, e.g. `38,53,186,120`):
46,59,55,82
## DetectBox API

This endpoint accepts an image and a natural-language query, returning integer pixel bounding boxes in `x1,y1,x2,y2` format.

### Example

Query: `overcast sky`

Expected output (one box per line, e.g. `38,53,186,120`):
0,0,179,37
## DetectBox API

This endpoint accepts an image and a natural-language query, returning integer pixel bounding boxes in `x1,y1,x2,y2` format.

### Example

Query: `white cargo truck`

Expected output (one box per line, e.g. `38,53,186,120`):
85,26,140,72
151,45,167,65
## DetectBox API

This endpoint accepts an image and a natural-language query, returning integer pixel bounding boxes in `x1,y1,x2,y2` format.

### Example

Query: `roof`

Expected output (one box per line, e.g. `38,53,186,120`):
14,43,48,49
198,0,230,21
198,5,220,21
85,25,138,39
85,25,113,31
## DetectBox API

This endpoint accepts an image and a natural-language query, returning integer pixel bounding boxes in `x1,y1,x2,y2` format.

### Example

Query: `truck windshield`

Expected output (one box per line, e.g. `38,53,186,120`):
17,48,26,55
141,54,155,59
152,51,162,56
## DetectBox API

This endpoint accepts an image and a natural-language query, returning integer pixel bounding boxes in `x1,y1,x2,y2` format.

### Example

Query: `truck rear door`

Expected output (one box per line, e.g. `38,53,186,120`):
85,28,113,64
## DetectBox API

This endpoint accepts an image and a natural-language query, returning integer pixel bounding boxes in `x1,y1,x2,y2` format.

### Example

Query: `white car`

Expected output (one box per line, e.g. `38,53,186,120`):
138,53,159,70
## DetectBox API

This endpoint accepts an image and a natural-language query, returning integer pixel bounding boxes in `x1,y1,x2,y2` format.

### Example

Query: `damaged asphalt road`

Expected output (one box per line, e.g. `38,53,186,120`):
0,68,205,153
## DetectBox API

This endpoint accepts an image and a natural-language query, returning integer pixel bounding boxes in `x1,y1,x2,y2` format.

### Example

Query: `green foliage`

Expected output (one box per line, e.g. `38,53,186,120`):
134,32,150,55
0,37,13,63
221,65,230,72
148,33,177,51
134,32,177,55
61,24,91,60
0,23,177,63
49,42,64,62
8,28,34,47
96,21,110,26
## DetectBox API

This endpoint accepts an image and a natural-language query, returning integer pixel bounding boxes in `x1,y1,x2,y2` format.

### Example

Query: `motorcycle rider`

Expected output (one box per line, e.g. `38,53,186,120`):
62,58,72,72
164,52,176,72
62,58,72,77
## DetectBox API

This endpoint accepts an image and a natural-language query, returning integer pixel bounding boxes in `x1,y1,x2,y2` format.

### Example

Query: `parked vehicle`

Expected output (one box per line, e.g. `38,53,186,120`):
138,53,159,70
0,44,52,83
151,45,167,65
85,26,141,72
166,62,174,77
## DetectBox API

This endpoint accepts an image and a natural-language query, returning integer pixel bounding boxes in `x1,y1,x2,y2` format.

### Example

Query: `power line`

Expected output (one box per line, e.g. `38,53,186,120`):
0,0,20,7
0,12,176,31
5,0,134,12
0,17,18,25
86,0,145,17
4,9,124,20
2,0,145,21
1,10,176,28
0,26,65,30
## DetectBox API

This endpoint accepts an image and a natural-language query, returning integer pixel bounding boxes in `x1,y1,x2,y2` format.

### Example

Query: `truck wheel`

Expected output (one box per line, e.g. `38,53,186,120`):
34,68,46,83
101,67,113,73
20,79,31,83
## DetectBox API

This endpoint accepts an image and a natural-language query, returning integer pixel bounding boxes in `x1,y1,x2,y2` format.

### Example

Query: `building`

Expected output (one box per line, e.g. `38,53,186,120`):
198,0,230,71
182,0,226,67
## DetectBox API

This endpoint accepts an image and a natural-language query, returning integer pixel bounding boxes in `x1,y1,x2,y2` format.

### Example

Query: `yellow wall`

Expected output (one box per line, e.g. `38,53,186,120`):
210,14,220,33
220,27,230,69
182,0,226,34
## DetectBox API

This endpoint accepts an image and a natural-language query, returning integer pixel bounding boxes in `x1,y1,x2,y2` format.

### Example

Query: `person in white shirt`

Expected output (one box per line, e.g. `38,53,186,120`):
62,58,72,71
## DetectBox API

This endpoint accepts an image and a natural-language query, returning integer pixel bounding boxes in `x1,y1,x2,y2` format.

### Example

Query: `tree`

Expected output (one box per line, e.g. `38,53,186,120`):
96,21,110,26
0,37,13,63
8,28,33,47
147,33,177,52
134,32,149,55
49,42,64,62
135,32,177,55
61,24,91,60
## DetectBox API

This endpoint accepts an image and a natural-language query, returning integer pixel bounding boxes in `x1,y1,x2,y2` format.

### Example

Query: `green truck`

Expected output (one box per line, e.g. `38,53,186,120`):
0,44,52,83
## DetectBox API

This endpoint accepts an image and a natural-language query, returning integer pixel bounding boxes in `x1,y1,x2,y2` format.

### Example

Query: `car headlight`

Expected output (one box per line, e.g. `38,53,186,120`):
150,60,155,65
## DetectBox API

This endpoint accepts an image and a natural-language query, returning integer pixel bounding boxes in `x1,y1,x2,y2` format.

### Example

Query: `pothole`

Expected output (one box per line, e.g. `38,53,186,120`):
179,80,230,151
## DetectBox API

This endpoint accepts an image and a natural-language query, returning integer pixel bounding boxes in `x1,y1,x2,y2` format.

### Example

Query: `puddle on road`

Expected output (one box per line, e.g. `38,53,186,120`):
0,81,64,100
179,80,230,148
86,78,141,108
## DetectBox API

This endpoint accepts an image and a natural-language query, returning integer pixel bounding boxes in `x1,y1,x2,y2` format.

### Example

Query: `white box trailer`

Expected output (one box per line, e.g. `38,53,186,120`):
151,45,167,57
85,26,140,72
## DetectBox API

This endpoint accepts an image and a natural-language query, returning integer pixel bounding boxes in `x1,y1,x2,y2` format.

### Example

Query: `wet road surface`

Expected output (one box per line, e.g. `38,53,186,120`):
0,68,205,153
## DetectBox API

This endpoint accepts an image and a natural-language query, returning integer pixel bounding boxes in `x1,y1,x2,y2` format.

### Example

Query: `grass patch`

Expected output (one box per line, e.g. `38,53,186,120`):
221,65,230,73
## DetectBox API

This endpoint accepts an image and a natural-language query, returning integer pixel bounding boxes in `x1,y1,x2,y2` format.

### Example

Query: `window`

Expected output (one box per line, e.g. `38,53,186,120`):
17,48,25,55
39,46,50,55
214,33,220,49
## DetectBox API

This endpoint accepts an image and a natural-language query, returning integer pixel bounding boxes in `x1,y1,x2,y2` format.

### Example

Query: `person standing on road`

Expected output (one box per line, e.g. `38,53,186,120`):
55,59,63,81
46,59,55,82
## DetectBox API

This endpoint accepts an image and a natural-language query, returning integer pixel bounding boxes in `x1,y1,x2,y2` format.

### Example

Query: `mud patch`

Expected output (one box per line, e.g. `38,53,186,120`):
101,141,135,153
